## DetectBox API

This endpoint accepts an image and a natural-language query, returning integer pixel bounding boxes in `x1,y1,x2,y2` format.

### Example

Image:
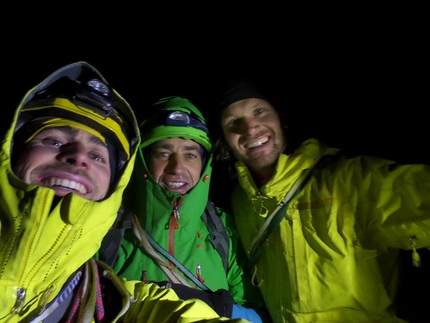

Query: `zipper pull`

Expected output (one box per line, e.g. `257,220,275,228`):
256,191,269,216
410,236,422,267
172,197,183,230
196,265,205,284
257,191,264,215
172,206,180,229
14,288,26,314
165,203,180,230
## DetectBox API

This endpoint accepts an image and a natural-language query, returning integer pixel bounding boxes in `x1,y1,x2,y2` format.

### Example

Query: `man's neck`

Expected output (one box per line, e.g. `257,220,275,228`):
250,166,276,187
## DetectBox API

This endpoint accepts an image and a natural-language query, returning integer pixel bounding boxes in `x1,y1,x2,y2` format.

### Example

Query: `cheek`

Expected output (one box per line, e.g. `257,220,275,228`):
148,162,163,182
185,158,202,182
190,166,202,184
222,129,238,145
96,167,112,193
14,149,49,180
267,115,282,129
274,122,285,142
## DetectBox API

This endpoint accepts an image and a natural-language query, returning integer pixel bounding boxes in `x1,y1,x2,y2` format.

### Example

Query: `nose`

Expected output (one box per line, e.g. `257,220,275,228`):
165,154,184,174
58,143,91,169
240,116,259,134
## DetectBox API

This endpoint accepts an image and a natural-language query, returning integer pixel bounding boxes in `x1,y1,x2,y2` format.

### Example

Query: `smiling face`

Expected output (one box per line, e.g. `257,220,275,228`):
13,126,111,201
221,98,285,182
147,138,203,195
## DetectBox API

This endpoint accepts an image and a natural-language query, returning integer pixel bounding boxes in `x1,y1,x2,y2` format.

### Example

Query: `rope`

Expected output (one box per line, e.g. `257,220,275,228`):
131,214,191,286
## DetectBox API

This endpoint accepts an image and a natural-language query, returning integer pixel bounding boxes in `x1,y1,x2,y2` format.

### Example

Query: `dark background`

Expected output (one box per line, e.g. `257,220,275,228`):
2,7,428,165
2,5,428,321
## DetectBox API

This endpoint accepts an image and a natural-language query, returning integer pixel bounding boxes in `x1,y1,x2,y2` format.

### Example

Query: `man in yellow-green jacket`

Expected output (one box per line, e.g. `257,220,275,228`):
213,82,430,322
0,61,249,323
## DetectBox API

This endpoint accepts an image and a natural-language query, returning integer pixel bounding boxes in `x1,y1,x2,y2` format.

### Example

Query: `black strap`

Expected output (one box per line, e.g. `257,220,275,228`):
99,205,133,267
201,200,229,272
100,200,230,274
247,143,328,269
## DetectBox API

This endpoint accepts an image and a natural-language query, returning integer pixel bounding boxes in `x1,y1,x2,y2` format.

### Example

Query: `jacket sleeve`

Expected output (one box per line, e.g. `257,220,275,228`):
340,156,430,250
123,281,250,323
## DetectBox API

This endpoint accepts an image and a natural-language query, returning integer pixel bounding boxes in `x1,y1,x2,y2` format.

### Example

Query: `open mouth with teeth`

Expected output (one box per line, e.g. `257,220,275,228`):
42,177,88,194
245,137,269,149
163,180,189,194
167,181,186,188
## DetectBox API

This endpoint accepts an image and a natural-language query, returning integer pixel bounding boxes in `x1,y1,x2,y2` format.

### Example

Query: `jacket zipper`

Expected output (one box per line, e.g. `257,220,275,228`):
168,196,184,268
12,190,68,315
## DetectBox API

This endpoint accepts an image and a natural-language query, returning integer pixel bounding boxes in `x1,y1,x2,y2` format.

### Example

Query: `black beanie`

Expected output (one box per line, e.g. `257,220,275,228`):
219,83,270,112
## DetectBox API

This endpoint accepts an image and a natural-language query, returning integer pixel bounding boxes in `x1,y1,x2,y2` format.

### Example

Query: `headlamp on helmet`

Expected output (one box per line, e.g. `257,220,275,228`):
14,63,139,191
148,110,209,134
140,96,212,153
19,77,131,162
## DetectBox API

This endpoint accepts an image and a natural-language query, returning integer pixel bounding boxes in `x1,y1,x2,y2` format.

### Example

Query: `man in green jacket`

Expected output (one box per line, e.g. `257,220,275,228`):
110,96,268,322
0,62,249,323
214,82,430,322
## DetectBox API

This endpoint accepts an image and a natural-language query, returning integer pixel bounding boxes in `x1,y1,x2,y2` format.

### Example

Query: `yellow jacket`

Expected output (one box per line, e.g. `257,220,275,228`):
232,138,430,323
0,62,249,323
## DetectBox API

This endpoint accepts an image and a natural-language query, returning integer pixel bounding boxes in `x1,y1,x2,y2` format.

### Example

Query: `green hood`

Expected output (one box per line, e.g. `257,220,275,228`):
126,96,213,227
139,96,212,153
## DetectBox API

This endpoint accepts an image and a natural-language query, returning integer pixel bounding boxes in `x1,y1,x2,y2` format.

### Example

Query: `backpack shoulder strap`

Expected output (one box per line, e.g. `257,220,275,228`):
247,142,338,269
99,204,133,267
201,200,229,272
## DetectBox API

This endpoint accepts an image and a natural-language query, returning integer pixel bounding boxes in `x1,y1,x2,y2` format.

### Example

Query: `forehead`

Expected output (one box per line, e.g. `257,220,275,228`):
151,137,200,149
33,127,106,147
221,98,274,118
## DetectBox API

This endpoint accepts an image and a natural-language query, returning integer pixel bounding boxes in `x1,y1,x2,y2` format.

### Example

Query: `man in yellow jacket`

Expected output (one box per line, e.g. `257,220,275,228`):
0,61,249,323
213,82,430,322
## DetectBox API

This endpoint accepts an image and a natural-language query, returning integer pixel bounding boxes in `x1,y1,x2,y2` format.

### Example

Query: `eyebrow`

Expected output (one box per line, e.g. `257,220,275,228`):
88,134,107,147
53,127,107,147
153,143,200,152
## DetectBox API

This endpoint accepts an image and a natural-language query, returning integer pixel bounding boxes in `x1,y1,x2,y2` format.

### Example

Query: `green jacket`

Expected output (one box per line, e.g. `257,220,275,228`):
232,138,430,323
0,62,243,323
113,144,263,309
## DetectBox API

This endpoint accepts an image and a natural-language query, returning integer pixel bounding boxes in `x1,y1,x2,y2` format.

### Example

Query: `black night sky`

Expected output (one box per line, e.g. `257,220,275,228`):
3,10,428,164
3,5,429,321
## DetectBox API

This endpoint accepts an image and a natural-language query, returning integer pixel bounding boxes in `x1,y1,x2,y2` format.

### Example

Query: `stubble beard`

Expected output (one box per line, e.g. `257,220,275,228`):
235,140,284,180
247,147,280,175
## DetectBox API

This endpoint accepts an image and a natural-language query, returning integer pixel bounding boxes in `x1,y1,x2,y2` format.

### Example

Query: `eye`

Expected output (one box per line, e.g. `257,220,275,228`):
224,118,237,127
42,138,64,148
185,153,198,160
153,151,170,160
255,108,265,116
91,154,105,163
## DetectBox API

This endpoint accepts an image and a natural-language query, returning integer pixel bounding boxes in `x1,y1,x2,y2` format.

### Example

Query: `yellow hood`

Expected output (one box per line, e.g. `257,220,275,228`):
0,62,140,320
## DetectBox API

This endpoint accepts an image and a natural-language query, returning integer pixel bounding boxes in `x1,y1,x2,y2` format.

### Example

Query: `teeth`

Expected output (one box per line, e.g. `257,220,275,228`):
46,177,87,194
168,182,185,188
246,137,268,148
